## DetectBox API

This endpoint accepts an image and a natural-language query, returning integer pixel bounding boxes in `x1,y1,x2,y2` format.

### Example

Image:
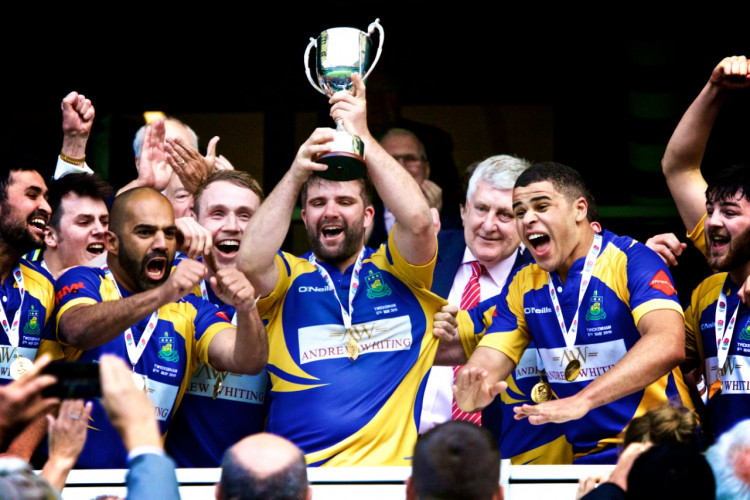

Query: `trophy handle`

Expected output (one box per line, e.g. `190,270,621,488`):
304,36,327,95
363,18,384,81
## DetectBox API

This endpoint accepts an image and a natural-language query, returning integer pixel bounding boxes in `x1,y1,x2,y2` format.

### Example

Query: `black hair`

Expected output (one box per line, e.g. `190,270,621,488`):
412,421,501,500
47,173,113,230
515,162,599,223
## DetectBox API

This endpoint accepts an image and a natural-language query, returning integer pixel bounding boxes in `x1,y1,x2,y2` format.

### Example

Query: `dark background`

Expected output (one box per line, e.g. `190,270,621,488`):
4,12,749,300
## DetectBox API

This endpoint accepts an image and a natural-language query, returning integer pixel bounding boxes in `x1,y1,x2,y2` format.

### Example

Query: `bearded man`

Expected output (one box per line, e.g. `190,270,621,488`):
237,74,444,466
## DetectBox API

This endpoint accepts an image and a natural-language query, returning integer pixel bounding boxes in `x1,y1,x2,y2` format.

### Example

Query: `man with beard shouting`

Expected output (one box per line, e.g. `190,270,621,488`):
54,187,267,468
237,74,443,467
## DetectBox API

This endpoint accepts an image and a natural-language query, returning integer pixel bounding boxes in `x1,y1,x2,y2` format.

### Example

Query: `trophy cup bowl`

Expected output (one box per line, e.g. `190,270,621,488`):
304,19,384,181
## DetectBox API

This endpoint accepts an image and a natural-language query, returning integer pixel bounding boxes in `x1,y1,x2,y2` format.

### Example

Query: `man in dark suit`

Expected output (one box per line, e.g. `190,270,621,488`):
422,155,532,430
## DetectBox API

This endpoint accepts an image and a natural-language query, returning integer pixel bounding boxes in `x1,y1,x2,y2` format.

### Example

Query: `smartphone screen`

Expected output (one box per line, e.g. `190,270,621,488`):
42,361,101,399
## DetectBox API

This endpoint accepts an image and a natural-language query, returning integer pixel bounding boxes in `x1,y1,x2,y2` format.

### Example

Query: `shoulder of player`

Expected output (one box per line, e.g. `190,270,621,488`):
54,266,106,292
690,272,729,303
18,257,54,288
507,261,547,292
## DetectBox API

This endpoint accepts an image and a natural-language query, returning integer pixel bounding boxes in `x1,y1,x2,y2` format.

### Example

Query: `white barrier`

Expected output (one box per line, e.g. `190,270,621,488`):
58,463,615,499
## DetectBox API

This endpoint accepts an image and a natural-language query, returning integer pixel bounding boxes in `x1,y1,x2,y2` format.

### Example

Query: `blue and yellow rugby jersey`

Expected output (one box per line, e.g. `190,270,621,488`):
166,283,269,467
258,231,445,466
462,294,572,464
54,265,232,468
0,257,60,382
457,230,692,464
485,342,572,465
685,272,750,442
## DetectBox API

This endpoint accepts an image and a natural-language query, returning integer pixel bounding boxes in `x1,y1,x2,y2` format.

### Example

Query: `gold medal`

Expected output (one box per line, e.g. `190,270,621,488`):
9,356,33,380
565,359,581,382
531,381,552,403
213,379,223,400
347,337,359,361
708,378,723,400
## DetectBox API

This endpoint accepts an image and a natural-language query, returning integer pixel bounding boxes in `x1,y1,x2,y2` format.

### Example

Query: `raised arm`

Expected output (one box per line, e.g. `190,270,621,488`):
237,128,334,297
514,308,685,425
662,55,750,232
329,74,435,265
58,260,207,350
55,91,95,178
99,354,180,500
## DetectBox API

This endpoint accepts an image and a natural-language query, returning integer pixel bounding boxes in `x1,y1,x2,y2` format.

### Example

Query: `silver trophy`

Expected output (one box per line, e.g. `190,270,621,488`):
304,18,384,180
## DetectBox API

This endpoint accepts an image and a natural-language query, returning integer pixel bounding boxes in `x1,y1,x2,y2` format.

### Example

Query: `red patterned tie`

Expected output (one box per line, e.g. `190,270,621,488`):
452,261,483,424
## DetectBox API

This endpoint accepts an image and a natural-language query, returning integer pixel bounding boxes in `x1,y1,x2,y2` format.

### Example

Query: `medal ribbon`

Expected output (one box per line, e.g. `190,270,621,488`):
102,266,159,368
547,233,603,350
308,248,366,330
0,267,25,348
713,278,740,383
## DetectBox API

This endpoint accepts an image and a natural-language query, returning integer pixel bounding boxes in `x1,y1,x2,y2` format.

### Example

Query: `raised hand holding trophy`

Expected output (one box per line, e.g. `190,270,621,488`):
304,19,384,180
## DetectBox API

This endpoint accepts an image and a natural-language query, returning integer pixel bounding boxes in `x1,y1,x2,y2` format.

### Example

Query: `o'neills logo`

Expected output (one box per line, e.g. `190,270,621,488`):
297,315,413,364
524,306,553,315
297,285,333,293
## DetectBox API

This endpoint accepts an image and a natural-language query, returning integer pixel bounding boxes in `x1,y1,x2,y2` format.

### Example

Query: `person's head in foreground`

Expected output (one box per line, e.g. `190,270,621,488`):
217,432,311,500
407,421,503,500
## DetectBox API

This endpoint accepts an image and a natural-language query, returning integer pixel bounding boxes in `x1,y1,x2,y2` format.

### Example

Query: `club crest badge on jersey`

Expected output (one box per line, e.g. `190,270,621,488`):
365,270,391,299
740,318,750,342
585,290,606,321
158,332,180,362
23,305,40,336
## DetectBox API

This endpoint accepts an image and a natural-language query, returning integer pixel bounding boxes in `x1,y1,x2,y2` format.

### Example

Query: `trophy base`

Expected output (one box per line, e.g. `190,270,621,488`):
317,152,367,181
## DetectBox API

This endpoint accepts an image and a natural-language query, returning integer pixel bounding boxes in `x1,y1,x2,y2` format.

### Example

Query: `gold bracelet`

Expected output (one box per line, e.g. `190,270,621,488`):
59,151,86,166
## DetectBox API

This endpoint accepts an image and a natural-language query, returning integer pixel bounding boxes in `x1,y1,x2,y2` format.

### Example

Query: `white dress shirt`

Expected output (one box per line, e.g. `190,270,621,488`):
418,246,519,433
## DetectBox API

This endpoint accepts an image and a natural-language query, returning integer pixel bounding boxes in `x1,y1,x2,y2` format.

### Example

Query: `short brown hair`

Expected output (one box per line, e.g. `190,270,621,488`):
194,170,264,217
624,403,698,449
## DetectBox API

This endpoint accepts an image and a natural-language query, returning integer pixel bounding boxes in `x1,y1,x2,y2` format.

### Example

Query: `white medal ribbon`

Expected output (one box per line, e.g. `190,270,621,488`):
547,233,603,350
0,267,25,348
714,278,740,381
198,278,209,302
308,248,366,330
102,266,159,368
